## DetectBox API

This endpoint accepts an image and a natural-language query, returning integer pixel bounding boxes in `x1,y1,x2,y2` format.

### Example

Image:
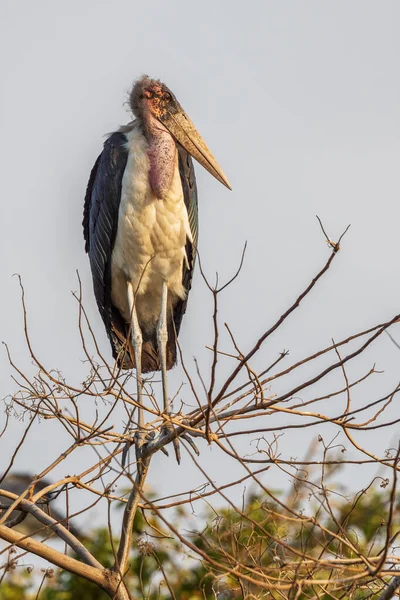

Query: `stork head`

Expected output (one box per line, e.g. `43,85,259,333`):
129,75,231,190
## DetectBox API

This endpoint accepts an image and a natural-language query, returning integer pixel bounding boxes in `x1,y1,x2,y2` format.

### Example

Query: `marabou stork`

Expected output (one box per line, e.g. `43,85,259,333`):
83,76,230,462
0,473,82,538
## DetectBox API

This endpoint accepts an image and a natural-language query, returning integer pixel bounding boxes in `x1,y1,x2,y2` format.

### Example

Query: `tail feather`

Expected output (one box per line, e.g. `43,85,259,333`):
109,308,177,373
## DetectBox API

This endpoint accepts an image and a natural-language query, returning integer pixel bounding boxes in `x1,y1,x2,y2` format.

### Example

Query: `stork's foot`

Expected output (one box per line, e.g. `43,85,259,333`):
122,428,170,470
134,429,151,459
122,429,153,469
161,423,181,464
181,433,200,456
122,424,200,470
157,425,200,463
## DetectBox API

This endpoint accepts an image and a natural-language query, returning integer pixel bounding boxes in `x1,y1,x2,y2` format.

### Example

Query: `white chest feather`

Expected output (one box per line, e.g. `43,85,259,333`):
111,123,192,324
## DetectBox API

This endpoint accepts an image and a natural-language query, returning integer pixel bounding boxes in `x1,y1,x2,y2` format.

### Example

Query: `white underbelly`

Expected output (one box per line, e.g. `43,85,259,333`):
111,124,191,327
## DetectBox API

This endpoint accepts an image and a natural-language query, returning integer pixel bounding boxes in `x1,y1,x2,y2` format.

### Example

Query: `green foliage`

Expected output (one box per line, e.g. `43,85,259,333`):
0,571,32,600
336,488,388,543
1,483,396,599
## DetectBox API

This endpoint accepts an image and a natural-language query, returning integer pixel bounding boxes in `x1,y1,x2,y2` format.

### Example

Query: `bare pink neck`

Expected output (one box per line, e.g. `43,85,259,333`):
143,113,177,199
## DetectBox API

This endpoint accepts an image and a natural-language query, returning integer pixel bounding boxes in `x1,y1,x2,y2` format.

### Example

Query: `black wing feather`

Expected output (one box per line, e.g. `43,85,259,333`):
174,145,199,336
83,132,129,357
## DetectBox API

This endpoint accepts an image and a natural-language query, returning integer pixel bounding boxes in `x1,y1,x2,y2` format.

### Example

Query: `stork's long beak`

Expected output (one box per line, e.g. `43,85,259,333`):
160,106,232,190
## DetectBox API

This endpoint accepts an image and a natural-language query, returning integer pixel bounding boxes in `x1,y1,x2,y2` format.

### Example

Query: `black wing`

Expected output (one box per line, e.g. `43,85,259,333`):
174,145,199,336
83,132,129,362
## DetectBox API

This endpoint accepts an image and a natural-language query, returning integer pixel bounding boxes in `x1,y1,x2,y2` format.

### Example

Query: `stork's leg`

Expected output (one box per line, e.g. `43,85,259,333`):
125,281,146,468
157,280,181,463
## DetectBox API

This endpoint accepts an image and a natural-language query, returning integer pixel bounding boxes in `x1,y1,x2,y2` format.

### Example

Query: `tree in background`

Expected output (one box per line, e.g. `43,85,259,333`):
2,472,399,599
2,223,400,599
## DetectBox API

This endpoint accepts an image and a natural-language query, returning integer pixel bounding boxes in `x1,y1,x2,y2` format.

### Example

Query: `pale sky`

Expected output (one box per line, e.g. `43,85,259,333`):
1,0,400,527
